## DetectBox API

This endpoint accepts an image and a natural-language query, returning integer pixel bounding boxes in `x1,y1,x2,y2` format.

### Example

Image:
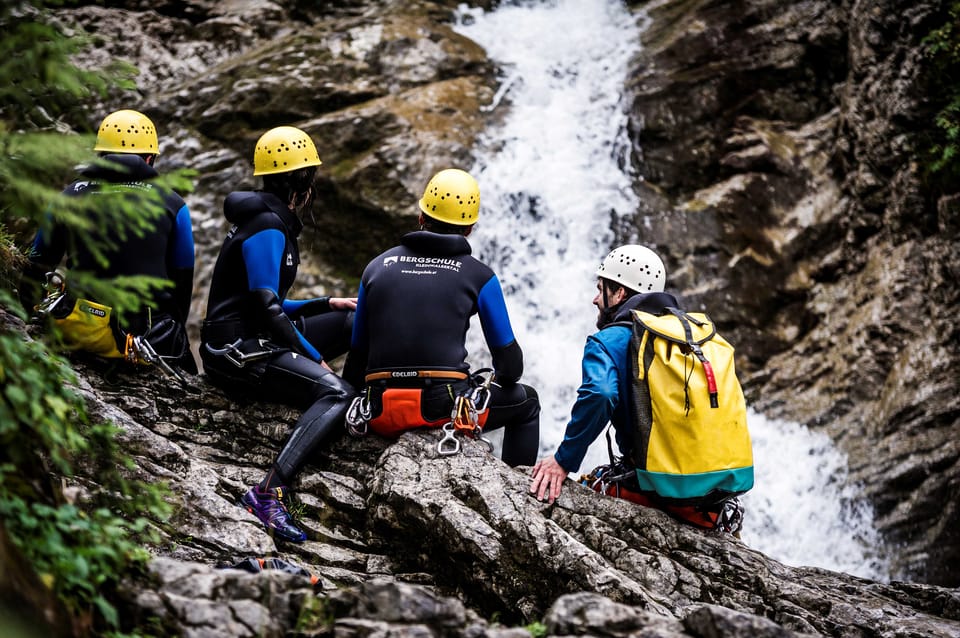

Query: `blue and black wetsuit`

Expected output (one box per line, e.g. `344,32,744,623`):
200,190,354,484
343,230,540,466
22,153,196,371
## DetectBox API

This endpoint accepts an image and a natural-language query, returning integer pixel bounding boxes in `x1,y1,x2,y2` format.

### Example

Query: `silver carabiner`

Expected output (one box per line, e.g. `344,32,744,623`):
130,335,190,386
437,422,461,456
345,395,371,437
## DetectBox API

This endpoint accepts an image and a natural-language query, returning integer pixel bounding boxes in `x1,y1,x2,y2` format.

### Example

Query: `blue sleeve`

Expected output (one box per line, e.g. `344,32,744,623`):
554,328,629,472
242,229,285,295
243,229,321,361
477,275,516,348
169,204,195,269
282,298,308,313
294,329,322,361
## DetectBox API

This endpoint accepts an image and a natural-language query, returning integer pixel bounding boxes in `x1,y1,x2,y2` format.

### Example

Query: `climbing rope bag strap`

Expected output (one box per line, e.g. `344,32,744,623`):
626,307,754,505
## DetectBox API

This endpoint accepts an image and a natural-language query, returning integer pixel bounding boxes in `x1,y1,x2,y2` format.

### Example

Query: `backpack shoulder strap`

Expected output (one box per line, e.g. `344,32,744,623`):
634,307,716,345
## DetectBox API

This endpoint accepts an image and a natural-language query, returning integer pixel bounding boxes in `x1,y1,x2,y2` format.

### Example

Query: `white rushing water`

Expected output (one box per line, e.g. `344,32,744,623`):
452,0,889,581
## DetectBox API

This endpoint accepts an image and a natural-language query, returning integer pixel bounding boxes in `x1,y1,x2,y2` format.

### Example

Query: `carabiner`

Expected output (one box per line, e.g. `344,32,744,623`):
345,395,371,437
437,422,461,456
477,434,494,453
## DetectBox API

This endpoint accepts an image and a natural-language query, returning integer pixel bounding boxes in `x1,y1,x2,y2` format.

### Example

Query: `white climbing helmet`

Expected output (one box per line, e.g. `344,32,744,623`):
596,244,666,293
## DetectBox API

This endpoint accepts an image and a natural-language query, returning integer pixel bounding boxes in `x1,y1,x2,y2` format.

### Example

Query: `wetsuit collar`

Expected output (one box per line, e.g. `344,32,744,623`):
400,230,472,256
223,191,303,237
81,153,157,182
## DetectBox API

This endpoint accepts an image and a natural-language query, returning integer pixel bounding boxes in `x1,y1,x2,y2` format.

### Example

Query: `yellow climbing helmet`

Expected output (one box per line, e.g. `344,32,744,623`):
253,126,322,176
418,168,480,226
94,109,159,154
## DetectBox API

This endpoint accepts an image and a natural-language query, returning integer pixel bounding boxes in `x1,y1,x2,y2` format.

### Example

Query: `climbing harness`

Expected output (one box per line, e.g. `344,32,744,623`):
581,429,745,535
37,270,195,388
436,368,495,456
203,338,277,369
345,367,496,456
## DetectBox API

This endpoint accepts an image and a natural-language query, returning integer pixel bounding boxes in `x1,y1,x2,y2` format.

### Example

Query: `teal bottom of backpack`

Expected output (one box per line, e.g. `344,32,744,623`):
635,466,754,501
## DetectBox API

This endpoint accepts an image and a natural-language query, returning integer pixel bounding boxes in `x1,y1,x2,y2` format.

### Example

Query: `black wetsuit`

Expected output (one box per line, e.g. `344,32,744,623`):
22,153,196,371
200,190,354,485
344,230,540,466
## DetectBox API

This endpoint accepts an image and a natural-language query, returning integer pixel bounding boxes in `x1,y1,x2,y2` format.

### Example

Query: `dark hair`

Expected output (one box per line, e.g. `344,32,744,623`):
262,166,317,204
421,215,473,236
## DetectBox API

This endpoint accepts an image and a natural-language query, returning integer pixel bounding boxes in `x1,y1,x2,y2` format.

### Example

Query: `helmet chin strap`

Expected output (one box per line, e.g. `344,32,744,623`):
597,280,621,329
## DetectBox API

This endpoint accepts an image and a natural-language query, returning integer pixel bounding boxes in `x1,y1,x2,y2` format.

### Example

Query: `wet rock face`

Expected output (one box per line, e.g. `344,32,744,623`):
58,0,496,327
625,0,960,586
38,0,960,628
50,346,956,637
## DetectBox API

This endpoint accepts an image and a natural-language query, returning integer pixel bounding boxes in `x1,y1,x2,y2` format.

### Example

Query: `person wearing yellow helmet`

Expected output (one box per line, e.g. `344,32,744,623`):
20,108,197,372
342,168,541,467
200,125,357,543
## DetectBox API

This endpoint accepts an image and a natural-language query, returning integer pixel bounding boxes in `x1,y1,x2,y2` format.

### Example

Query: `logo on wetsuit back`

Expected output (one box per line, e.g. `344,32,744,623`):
387,255,463,276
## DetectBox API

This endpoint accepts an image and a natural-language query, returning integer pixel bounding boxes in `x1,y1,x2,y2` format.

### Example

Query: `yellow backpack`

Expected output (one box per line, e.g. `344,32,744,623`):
626,308,754,504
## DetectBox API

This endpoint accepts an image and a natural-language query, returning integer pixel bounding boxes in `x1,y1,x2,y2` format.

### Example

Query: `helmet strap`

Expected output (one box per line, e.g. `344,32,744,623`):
597,280,629,329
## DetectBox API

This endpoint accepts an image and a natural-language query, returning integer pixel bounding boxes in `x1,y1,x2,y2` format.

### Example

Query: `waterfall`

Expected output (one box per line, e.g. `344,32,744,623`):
452,0,889,581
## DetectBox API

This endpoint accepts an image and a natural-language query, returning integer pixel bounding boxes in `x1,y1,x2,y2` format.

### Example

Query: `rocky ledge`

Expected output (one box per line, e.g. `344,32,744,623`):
50,339,956,638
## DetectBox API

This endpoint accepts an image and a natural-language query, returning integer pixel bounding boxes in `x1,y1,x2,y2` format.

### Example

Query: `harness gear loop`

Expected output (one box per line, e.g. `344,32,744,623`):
204,338,276,368
345,392,372,437
437,421,461,456
436,368,496,454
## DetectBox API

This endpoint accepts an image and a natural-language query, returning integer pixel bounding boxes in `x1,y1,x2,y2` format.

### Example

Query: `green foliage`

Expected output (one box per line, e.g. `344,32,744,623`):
0,3,194,318
921,1,960,190
294,595,334,633
524,621,548,637
0,2,136,131
0,288,172,634
0,3,186,636
0,223,26,293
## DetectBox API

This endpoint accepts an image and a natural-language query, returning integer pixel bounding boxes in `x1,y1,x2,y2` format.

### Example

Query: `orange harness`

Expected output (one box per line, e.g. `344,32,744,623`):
369,387,489,437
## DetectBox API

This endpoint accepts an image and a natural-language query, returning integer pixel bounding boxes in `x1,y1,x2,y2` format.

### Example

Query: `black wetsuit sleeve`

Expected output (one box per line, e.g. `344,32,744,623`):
283,297,332,320
170,267,194,323
250,288,322,362
491,340,524,385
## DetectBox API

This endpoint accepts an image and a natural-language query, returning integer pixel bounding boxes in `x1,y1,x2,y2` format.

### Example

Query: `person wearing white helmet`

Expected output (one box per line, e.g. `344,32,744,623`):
530,244,676,503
